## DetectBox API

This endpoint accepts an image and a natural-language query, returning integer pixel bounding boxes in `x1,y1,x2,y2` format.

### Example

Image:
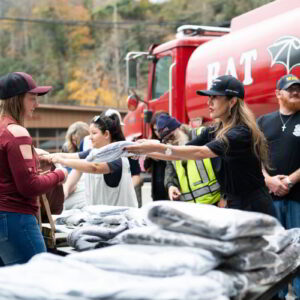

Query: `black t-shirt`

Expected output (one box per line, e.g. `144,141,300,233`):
257,110,300,200
187,125,265,196
79,150,122,187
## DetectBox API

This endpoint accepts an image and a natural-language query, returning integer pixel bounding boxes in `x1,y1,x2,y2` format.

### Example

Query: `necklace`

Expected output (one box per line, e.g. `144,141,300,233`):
279,112,294,132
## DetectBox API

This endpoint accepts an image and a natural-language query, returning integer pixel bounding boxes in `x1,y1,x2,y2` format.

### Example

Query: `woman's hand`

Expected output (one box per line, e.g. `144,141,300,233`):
50,154,64,165
265,174,289,196
125,140,162,155
40,153,64,165
35,148,50,156
56,166,68,184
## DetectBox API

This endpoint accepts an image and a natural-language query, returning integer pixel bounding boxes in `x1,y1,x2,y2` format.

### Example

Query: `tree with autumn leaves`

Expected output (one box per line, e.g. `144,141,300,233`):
0,0,273,108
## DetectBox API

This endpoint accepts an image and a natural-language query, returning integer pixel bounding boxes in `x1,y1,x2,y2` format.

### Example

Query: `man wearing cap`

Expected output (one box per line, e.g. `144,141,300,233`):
257,74,300,300
156,114,221,205
0,72,68,266
125,75,274,215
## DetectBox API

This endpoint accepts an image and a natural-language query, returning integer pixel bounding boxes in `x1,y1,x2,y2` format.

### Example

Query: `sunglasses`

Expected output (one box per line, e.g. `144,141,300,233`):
286,85,300,94
92,115,101,123
162,132,176,144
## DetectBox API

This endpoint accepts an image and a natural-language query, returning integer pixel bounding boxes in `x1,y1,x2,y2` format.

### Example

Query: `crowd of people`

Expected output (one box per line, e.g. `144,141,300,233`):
0,70,299,300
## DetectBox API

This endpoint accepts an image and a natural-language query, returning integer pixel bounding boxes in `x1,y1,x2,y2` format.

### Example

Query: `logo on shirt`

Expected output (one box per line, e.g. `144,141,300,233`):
293,124,300,137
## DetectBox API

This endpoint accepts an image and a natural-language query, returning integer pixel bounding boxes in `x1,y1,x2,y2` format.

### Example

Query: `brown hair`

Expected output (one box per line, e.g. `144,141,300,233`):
91,115,125,143
215,98,269,168
0,95,25,125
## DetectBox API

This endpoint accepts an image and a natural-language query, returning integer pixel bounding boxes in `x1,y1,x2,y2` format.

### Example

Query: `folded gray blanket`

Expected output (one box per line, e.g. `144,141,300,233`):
86,141,136,162
146,201,284,240
117,226,268,257
67,224,127,251
0,253,230,300
68,244,221,277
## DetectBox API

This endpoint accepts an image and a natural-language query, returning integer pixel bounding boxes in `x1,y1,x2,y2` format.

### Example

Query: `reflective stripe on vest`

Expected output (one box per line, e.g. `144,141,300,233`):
174,127,220,205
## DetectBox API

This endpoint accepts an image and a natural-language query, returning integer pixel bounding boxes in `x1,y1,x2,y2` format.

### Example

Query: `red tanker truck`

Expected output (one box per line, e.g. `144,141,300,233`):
123,0,300,140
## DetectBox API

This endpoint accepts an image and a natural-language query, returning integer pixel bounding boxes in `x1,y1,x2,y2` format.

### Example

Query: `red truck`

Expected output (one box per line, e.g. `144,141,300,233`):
123,0,300,140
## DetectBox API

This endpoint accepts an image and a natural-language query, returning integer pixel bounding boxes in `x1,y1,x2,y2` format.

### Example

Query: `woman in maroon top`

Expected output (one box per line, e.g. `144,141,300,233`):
0,72,68,266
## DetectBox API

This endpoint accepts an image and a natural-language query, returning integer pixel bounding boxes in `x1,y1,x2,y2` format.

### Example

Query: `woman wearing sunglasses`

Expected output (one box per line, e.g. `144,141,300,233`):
44,115,138,208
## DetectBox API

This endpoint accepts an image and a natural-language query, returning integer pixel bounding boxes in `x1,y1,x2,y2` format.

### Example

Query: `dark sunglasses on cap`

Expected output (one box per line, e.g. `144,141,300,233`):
92,115,101,123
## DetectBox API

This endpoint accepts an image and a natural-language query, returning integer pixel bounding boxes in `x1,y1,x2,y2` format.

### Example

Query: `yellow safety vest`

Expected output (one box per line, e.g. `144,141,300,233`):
173,127,220,204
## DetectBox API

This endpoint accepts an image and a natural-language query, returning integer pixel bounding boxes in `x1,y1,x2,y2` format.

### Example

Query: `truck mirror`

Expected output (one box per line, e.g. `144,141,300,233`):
126,59,137,90
127,94,138,111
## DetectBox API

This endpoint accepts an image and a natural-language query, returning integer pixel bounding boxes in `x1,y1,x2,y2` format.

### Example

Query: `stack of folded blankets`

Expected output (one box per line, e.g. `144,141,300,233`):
55,204,147,251
0,202,300,300
115,201,300,299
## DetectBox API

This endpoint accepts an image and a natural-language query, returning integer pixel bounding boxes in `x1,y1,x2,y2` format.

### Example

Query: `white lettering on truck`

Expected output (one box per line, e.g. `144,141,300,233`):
207,48,258,88
207,62,220,89
240,49,257,85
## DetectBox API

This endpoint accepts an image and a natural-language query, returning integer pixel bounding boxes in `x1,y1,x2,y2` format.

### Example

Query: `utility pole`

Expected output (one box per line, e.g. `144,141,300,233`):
113,3,121,107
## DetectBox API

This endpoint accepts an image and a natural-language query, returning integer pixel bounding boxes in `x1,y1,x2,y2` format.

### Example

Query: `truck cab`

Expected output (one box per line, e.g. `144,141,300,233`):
124,26,229,140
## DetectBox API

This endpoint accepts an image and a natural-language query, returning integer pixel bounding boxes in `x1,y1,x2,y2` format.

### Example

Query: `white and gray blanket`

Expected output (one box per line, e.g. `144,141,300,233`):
86,141,136,162
117,226,268,257
145,201,284,240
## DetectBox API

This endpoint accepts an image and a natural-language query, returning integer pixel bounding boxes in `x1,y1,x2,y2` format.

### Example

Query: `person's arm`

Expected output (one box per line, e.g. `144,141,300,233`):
126,142,217,161
63,169,82,198
51,155,111,174
285,168,300,189
132,175,141,186
7,124,67,197
39,151,80,163
34,148,49,156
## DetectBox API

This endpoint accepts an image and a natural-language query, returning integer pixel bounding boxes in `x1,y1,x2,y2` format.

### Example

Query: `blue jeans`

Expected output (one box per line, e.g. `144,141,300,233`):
0,211,46,266
273,198,300,299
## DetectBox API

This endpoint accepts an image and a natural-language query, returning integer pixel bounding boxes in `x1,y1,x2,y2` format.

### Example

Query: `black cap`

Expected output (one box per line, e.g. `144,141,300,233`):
276,74,300,91
197,75,245,99
0,72,52,100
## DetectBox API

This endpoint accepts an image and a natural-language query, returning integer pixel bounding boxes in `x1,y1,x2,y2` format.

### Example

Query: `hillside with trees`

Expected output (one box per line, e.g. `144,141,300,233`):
0,0,274,108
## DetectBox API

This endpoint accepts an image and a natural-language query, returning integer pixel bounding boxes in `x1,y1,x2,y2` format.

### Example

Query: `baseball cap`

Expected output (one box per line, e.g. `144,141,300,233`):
197,75,245,99
276,74,300,90
156,114,181,139
104,109,124,126
0,72,52,100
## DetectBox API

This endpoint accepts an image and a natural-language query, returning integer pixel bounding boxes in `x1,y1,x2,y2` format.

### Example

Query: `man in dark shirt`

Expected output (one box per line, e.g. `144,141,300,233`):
257,74,300,300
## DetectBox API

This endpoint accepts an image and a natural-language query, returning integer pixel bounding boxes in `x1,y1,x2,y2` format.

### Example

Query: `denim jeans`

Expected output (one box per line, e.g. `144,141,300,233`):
0,211,46,266
273,198,300,299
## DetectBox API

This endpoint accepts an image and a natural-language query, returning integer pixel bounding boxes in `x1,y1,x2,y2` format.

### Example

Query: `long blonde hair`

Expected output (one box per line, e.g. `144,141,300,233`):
0,95,25,125
215,98,269,168
65,121,90,153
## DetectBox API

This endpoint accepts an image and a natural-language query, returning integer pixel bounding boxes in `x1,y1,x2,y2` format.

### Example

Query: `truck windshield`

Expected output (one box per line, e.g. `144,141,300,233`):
152,56,172,99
